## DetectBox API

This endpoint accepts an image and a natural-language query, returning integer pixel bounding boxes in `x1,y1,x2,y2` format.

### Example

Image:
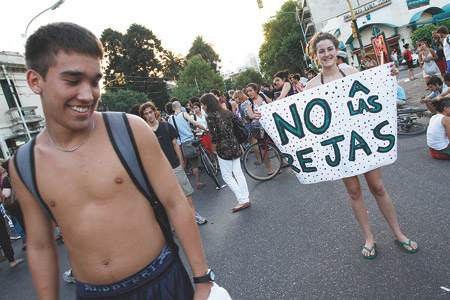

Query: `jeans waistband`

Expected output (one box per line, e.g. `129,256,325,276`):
75,244,174,298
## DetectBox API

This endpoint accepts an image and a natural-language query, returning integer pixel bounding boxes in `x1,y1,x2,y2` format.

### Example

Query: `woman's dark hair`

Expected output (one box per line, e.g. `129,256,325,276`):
210,89,221,97
165,101,174,115
432,97,450,113
274,70,289,81
200,93,230,121
192,102,201,110
292,74,300,81
246,83,260,93
403,43,409,49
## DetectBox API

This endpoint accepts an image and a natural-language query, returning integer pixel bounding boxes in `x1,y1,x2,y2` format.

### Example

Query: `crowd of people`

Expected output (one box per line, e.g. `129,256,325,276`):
3,20,450,300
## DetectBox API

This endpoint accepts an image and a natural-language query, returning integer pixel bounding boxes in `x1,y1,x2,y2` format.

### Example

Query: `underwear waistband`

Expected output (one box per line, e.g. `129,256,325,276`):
75,244,174,298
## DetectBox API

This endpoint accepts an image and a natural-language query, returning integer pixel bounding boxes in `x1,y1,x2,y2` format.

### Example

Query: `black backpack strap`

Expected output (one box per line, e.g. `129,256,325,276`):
102,112,178,250
170,115,182,143
13,138,56,222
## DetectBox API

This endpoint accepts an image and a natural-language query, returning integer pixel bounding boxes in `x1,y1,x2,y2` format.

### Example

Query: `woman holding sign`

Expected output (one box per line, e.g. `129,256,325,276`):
305,32,418,259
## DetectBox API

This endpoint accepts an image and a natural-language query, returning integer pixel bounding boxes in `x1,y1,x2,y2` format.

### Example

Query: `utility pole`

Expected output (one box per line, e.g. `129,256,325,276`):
346,0,365,65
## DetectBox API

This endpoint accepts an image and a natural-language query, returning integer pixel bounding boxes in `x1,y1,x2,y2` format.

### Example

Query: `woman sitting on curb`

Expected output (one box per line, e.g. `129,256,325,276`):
427,97,450,159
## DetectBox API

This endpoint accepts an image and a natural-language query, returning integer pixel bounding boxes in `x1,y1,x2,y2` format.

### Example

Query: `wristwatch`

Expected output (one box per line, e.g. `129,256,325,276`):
193,269,215,284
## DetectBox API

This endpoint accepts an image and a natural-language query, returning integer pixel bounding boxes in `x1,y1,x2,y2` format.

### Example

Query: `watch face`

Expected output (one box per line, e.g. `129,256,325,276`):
209,270,215,281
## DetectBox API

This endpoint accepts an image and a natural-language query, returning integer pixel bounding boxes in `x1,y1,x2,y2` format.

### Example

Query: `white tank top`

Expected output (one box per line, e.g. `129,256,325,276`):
427,114,449,150
444,35,450,61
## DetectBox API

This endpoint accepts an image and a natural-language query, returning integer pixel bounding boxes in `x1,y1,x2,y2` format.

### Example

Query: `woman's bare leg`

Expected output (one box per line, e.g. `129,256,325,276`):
342,176,375,257
363,168,418,251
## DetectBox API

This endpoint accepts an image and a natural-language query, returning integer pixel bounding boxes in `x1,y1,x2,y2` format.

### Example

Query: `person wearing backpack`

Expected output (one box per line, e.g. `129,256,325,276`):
200,94,251,212
12,22,215,300
402,43,416,81
140,102,208,225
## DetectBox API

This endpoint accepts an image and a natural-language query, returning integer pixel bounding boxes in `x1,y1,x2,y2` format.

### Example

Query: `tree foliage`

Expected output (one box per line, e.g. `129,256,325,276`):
187,36,221,71
411,21,450,45
98,89,150,113
100,24,169,110
170,55,224,103
259,0,307,79
233,68,265,89
162,51,185,81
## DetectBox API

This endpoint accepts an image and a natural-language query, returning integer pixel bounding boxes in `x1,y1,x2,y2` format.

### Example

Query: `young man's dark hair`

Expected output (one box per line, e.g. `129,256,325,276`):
427,76,443,87
292,74,301,81
437,26,449,35
139,101,160,119
443,72,450,83
25,22,103,79
190,96,200,104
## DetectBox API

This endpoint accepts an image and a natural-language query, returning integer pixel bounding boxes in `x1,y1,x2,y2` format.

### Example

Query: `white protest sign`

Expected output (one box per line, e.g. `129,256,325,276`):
258,65,397,184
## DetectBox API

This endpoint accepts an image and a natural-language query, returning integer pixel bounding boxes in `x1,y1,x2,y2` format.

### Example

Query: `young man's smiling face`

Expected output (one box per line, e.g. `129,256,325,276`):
34,51,102,132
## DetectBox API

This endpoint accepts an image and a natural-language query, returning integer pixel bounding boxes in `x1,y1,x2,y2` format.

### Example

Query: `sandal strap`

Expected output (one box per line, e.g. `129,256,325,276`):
363,245,375,252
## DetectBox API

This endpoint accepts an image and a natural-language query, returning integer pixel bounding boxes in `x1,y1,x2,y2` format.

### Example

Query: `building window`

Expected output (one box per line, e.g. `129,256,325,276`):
1,79,22,108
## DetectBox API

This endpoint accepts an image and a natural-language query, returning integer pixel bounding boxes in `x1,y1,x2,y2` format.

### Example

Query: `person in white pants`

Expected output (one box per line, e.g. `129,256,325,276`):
200,93,251,212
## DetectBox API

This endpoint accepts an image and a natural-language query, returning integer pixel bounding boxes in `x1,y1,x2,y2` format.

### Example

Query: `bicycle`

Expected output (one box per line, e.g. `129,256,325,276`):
242,129,283,181
397,107,427,136
191,134,226,190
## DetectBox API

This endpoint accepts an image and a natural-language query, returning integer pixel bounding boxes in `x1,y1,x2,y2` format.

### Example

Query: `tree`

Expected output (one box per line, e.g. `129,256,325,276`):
170,55,224,102
98,89,150,113
101,28,124,86
187,36,221,71
259,0,307,79
411,21,450,45
100,24,169,110
234,68,265,89
162,51,185,81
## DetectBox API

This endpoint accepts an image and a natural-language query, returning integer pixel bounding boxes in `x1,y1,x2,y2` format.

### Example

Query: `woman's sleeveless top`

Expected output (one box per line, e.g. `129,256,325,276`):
427,114,449,150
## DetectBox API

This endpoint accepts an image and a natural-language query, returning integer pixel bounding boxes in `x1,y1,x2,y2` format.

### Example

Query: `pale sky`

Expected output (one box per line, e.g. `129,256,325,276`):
1,0,288,73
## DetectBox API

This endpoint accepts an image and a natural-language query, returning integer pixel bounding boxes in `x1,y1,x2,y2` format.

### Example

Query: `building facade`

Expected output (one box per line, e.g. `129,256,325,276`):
297,0,450,66
0,51,44,159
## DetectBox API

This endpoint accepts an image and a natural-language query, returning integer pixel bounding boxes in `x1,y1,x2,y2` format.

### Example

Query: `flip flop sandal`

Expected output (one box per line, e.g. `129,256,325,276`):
394,239,418,253
362,243,376,259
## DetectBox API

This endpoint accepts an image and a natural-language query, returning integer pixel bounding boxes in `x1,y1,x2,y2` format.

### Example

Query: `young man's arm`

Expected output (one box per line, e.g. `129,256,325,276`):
184,112,207,131
128,116,212,299
10,163,59,300
437,88,450,100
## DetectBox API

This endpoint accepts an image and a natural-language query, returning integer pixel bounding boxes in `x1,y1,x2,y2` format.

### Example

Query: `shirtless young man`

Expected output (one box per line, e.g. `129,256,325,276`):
10,22,213,299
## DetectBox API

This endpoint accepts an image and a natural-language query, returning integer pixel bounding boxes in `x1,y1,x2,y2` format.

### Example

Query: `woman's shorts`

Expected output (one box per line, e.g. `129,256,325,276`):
406,60,414,69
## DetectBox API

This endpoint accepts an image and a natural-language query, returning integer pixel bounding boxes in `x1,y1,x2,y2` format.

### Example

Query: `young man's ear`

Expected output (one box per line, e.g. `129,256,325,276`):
27,70,43,95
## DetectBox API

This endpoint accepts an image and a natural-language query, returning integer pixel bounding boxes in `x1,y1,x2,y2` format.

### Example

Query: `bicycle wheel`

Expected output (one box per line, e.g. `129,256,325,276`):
200,151,221,187
243,142,282,181
397,121,426,136
204,148,219,175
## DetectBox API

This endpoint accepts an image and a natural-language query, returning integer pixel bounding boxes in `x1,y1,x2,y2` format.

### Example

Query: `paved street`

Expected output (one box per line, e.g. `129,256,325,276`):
1,69,449,299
